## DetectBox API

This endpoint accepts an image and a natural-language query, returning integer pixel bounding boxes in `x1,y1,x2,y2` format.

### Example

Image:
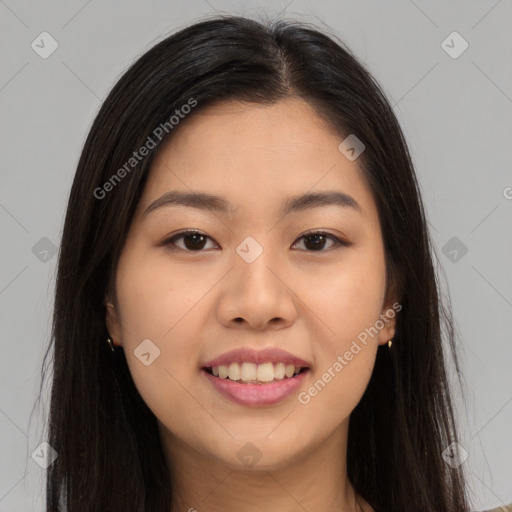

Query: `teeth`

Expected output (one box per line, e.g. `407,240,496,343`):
274,362,285,379
240,362,257,381
211,362,304,383
257,362,274,382
218,365,229,379
228,362,241,381
285,364,295,378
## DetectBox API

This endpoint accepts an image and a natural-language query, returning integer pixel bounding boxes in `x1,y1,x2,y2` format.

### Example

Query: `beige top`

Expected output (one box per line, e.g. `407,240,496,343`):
482,505,512,512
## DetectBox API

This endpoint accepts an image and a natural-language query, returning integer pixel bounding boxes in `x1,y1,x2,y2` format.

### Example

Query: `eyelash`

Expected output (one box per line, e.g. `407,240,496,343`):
161,229,350,253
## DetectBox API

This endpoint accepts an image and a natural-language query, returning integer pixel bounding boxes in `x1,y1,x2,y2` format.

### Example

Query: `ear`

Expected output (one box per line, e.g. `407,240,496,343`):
104,298,123,348
376,296,401,347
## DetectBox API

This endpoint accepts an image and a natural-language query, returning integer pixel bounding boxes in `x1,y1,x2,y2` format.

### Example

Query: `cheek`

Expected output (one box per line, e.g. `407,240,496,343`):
292,250,385,419
113,247,207,406
296,249,386,352
115,244,206,341
297,345,376,437
298,267,383,414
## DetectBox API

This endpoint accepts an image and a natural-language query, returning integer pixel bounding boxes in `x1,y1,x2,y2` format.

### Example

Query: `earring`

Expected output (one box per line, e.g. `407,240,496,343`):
388,339,393,349
106,336,116,352
105,302,116,352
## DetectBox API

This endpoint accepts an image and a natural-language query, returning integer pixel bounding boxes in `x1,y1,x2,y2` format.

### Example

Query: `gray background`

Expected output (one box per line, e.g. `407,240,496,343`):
1,0,511,510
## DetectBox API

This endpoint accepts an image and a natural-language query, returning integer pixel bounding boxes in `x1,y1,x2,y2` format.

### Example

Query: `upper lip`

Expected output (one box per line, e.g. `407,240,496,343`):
202,347,311,369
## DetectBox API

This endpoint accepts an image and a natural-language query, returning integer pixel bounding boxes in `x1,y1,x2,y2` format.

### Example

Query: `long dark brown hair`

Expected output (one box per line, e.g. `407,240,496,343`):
37,14,469,511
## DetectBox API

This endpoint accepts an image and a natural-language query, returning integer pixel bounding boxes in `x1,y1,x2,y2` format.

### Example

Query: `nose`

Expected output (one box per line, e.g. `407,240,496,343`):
216,244,299,331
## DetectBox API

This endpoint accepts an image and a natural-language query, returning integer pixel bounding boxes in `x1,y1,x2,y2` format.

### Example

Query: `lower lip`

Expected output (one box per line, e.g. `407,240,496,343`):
202,369,309,406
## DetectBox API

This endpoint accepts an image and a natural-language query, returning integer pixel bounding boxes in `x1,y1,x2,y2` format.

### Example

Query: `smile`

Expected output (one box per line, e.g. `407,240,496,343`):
202,364,310,406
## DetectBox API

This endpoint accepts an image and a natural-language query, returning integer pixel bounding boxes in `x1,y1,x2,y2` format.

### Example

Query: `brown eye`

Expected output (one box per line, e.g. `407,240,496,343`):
292,231,348,252
163,230,218,252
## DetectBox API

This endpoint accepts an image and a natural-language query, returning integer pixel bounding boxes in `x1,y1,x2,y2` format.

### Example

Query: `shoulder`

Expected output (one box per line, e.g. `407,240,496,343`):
480,505,512,512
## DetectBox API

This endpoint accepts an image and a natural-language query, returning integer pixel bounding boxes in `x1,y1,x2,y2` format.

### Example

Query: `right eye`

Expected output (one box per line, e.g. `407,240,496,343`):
161,230,219,252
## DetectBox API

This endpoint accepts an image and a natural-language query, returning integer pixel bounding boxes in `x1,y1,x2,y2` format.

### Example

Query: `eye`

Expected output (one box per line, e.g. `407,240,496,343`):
291,231,349,252
162,230,218,252
161,229,349,253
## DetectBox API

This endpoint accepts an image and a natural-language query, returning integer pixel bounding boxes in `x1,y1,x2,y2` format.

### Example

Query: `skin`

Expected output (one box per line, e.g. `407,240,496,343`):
105,98,398,512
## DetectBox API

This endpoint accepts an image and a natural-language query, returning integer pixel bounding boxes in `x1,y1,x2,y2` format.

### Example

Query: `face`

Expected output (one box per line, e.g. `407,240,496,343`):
105,98,397,472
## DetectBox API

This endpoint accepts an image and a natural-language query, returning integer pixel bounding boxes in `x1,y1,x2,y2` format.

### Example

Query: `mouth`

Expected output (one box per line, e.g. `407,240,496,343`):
200,347,312,406
201,362,310,407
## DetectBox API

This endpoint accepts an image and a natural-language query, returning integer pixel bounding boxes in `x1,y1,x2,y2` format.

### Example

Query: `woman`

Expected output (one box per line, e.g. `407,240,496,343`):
41,14,472,511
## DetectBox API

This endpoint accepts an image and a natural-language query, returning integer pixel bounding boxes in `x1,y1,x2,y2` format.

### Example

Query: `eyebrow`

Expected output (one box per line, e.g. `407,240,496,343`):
142,190,363,218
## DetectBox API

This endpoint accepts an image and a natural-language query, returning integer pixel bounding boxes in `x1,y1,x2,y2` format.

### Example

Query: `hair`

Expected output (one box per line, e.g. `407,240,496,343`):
38,13,469,512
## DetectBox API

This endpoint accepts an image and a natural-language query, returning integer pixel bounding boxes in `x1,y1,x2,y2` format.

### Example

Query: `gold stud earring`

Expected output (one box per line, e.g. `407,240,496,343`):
388,339,393,349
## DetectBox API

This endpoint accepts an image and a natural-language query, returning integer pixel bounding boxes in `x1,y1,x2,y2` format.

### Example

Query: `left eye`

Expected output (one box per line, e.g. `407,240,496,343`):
292,231,346,251
162,230,347,252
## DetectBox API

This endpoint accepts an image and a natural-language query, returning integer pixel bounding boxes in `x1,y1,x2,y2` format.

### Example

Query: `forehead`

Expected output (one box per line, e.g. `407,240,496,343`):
135,98,377,222
156,98,340,161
